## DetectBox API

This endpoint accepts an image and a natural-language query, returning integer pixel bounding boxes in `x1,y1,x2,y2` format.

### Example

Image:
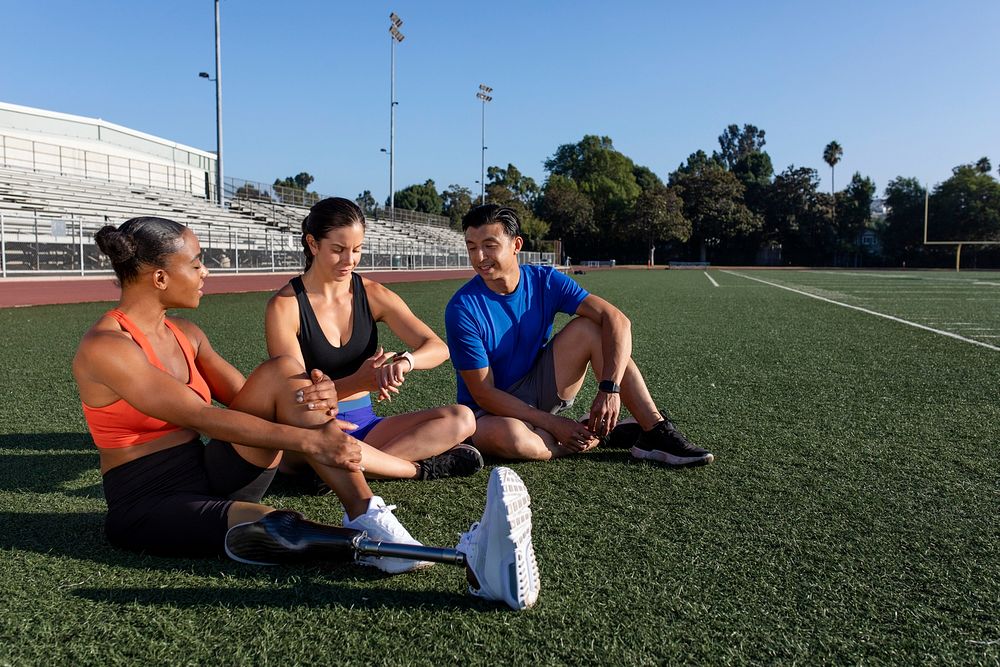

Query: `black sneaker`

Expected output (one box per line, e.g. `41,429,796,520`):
631,420,714,466
419,443,485,480
577,411,662,449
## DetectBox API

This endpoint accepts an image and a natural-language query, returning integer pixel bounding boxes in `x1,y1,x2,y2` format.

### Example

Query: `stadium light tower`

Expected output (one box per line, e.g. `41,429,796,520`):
388,12,405,222
198,0,224,208
476,84,493,205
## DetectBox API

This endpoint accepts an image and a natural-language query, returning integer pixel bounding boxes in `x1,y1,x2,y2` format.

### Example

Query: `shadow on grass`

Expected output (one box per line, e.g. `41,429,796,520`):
3,511,488,611
0,432,101,496
70,583,479,611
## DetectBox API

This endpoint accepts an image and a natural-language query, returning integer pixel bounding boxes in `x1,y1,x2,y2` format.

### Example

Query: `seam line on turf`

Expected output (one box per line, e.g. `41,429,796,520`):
703,271,719,288
722,270,1000,352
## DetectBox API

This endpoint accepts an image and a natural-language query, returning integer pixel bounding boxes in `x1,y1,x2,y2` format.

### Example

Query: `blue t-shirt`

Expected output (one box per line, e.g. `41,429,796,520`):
445,264,589,410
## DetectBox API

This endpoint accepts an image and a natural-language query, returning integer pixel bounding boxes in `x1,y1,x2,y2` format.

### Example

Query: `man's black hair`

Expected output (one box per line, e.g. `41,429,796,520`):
461,204,521,239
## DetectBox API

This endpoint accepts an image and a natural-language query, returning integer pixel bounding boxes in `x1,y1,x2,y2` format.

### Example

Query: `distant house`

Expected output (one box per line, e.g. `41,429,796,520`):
870,197,888,221
858,228,882,255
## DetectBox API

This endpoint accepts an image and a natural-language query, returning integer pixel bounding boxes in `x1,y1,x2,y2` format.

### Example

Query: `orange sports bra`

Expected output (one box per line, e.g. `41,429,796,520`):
82,309,212,449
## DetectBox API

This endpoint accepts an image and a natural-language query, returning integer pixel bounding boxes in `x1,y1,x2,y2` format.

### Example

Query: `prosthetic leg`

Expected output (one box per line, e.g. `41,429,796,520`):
224,467,541,610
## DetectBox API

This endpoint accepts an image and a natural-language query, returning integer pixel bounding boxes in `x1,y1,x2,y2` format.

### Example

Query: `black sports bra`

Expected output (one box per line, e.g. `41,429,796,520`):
291,274,379,381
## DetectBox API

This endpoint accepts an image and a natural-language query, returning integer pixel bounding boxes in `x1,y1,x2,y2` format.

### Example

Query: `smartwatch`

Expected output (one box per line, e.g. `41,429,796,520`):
391,351,415,372
598,380,621,394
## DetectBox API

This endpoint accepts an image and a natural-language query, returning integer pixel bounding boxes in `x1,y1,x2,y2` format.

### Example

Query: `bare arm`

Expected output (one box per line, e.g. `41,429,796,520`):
459,366,594,451
366,278,448,370
172,317,245,406
75,331,360,470
575,294,632,435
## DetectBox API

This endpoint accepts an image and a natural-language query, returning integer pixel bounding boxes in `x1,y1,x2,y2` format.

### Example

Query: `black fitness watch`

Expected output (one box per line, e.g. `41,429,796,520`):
598,380,621,394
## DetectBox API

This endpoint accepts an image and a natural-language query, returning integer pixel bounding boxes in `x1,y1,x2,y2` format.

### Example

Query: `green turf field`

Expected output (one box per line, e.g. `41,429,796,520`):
1,269,998,665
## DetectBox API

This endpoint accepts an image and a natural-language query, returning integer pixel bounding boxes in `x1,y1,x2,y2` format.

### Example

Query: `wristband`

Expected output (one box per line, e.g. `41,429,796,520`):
391,351,414,372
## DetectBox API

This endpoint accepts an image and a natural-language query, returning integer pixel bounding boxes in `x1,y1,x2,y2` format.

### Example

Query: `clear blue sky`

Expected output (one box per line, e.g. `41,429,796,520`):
2,0,998,202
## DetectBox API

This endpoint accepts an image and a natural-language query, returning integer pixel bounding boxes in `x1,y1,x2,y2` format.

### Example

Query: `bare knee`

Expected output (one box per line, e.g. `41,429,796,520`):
562,316,602,344
449,404,476,440
474,420,558,461
251,355,308,385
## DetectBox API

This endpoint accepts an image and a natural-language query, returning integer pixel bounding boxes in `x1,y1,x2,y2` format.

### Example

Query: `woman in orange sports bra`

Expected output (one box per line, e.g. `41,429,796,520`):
70,216,540,598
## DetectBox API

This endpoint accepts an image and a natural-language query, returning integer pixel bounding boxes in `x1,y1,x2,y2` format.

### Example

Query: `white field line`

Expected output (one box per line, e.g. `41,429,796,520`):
723,270,1000,352
704,271,719,288
808,270,999,285
807,270,918,279
974,281,1000,286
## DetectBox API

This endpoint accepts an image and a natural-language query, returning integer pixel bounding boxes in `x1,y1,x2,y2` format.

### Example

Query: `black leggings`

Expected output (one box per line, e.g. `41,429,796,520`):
101,438,276,557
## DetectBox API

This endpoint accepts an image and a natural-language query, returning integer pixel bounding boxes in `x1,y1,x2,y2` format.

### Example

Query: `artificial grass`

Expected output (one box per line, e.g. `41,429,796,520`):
0,269,998,665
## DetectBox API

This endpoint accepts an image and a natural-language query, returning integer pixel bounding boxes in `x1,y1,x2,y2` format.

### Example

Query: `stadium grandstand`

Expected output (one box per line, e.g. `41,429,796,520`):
0,102,549,277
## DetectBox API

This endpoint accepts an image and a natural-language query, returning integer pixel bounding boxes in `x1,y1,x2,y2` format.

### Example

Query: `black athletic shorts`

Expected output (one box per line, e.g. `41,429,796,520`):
101,438,275,558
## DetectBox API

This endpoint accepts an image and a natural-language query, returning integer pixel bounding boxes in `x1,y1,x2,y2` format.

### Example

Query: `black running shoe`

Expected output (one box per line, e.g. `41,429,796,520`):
419,443,485,480
631,420,714,466
577,412,658,449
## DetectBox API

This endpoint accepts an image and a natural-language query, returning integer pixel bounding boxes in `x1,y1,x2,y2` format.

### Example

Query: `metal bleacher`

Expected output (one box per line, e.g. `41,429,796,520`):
0,165,471,275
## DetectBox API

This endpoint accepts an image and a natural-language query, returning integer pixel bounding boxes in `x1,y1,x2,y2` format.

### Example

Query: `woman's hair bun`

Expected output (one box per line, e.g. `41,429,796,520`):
95,225,137,264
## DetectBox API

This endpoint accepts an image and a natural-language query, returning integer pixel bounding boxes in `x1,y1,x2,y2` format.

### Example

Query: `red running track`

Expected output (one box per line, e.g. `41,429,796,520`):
0,268,476,308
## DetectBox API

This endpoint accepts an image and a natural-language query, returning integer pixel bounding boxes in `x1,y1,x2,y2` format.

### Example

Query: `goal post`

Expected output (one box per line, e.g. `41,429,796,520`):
923,190,1000,271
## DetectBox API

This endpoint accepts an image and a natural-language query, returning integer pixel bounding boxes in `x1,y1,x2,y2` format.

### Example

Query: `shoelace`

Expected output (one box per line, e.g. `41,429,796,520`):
456,522,480,555
662,425,700,453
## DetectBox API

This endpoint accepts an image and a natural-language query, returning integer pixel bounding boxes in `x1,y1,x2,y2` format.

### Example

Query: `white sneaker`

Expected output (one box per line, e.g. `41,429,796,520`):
343,496,433,574
456,467,540,610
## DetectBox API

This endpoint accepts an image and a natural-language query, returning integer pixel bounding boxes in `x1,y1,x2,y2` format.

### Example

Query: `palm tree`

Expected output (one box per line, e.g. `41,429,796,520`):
823,141,843,196
823,140,844,233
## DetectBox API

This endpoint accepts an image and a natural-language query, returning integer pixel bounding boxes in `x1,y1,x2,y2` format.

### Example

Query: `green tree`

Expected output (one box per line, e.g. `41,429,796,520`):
441,184,474,229
535,174,595,247
669,151,762,262
392,179,444,215
715,124,773,188
485,164,548,250
716,124,766,169
839,172,877,247
632,164,663,193
273,172,319,206
763,165,834,263
274,172,315,191
544,135,642,226
355,190,377,217
630,183,690,265
881,176,928,264
930,163,1000,242
486,163,540,207
234,183,270,202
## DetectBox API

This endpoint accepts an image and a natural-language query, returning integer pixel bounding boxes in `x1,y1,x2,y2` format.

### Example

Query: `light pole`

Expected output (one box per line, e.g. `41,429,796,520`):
197,0,224,208
389,13,404,222
476,84,492,205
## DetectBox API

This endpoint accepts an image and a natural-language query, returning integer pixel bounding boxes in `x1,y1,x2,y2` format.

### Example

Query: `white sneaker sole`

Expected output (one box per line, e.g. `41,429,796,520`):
476,467,541,609
630,446,715,466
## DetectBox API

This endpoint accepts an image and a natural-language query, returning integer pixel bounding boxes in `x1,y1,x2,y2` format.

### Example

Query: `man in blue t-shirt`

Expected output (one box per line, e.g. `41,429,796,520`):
445,204,714,466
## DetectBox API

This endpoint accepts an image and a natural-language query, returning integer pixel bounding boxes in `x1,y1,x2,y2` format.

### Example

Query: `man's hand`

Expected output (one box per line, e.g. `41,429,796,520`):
588,391,621,437
305,420,364,472
296,369,339,416
547,414,600,453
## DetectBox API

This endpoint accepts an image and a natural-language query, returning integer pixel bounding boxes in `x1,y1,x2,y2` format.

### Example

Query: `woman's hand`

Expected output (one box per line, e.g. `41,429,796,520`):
305,419,364,472
296,369,339,416
374,352,411,402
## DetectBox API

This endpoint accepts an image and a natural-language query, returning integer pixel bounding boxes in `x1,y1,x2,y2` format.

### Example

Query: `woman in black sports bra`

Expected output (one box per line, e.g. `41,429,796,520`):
265,197,481,482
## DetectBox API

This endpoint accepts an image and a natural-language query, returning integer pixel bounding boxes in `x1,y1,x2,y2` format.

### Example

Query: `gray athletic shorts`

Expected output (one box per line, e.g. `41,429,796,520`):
475,343,574,418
